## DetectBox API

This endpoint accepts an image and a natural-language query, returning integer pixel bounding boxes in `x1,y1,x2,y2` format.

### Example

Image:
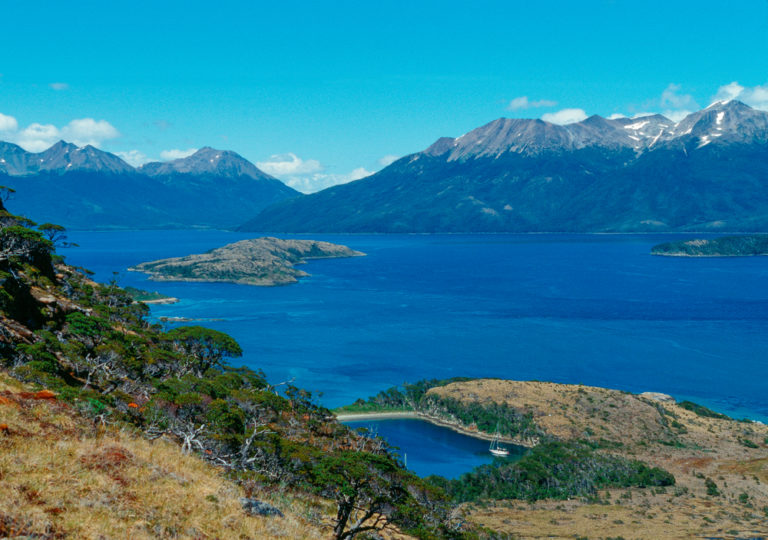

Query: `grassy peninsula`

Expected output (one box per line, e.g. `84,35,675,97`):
129,237,364,286
652,234,768,257
340,378,768,538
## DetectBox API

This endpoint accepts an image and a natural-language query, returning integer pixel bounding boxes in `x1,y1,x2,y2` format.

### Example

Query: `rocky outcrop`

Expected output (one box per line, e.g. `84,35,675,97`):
240,498,284,518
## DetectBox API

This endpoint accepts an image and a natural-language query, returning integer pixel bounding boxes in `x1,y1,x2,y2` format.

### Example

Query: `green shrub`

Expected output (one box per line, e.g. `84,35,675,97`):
740,438,759,449
705,477,720,497
678,401,729,420
435,440,674,502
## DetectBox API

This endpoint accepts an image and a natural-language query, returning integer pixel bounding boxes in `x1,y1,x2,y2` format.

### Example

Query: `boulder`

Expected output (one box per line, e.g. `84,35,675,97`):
240,498,284,518
639,391,675,403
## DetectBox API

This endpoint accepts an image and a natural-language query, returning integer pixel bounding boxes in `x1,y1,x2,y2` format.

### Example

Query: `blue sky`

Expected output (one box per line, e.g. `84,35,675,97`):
1,0,767,191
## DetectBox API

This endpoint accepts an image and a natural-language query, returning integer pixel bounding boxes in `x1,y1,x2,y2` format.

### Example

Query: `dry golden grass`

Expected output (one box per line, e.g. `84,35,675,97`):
430,379,768,539
466,489,768,540
0,375,330,539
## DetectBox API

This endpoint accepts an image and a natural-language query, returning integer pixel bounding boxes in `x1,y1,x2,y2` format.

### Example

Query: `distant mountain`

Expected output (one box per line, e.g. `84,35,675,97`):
0,142,33,175
0,140,135,175
241,100,768,233
0,143,299,229
140,147,273,179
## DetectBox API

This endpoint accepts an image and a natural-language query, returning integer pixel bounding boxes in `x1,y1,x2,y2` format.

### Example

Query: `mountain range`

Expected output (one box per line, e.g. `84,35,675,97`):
4,100,768,232
241,100,768,233
0,143,298,229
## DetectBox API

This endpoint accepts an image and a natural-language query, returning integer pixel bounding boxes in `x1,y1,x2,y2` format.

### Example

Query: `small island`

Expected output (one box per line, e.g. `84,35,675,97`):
128,237,364,286
122,286,179,304
651,234,768,257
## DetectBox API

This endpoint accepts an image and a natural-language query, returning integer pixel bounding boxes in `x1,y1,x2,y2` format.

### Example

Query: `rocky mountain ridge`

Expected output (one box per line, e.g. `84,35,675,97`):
0,144,299,229
0,142,279,181
242,100,768,233
424,100,766,160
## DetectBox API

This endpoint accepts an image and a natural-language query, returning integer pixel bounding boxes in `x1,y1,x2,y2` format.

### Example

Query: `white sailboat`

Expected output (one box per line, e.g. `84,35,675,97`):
489,424,510,457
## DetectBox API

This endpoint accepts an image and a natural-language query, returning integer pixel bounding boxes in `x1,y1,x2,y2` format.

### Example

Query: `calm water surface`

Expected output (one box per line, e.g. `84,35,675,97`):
343,418,525,478
61,231,768,475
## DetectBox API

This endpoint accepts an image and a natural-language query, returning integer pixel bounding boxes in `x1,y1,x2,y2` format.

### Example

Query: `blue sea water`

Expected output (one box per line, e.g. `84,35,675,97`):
61,231,768,476
343,418,525,478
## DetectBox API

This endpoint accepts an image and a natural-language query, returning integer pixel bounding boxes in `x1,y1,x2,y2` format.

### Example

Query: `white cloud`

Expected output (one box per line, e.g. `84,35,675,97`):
663,109,694,122
345,167,372,181
256,153,322,176
541,108,588,125
658,83,698,121
160,148,198,161
378,154,399,167
61,118,119,147
507,96,558,110
0,112,18,132
607,113,627,120
283,167,372,194
15,123,62,152
0,116,120,152
116,150,150,167
661,83,697,110
49,82,69,91
713,81,744,102
712,81,768,111
256,152,372,193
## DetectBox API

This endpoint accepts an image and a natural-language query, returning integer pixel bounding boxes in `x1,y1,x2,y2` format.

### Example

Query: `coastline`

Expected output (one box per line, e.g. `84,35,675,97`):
652,252,768,258
335,411,535,448
139,297,179,304
128,272,297,287
336,411,419,421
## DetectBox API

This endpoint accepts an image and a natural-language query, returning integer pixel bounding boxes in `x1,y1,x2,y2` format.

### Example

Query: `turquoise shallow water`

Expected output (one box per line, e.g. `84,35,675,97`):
61,231,768,477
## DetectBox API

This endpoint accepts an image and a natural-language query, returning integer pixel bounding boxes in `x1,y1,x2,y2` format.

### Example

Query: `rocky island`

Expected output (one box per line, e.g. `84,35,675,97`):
129,237,364,286
652,234,768,257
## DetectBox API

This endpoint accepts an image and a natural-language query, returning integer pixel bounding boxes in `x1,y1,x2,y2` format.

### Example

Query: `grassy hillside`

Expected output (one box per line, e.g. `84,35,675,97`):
0,199,466,540
0,374,326,539
429,379,768,538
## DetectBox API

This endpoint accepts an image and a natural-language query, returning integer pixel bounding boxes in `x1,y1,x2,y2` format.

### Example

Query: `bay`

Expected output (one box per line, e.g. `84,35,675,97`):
343,418,525,478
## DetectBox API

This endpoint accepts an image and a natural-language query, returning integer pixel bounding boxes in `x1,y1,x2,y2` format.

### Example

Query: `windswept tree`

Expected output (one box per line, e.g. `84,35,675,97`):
312,450,413,539
166,326,242,377
0,225,52,261
0,185,15,203
38,223,76,248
